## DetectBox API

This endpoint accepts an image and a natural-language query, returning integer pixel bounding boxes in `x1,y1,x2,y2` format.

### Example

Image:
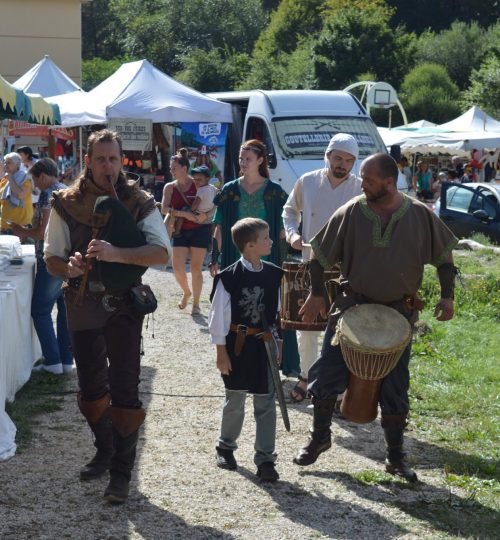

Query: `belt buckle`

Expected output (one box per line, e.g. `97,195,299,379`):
102,293,117,312
237,324,248,335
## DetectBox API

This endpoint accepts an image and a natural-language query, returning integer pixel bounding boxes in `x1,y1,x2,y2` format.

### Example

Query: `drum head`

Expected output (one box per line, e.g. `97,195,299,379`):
339,304,411,351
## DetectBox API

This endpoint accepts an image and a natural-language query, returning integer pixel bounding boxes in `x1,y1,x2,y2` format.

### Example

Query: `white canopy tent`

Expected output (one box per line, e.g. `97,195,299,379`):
48,59,232,127
438,106,500,132
395,119,437,129
47,90,105,127
105,60,232,123
13,55,82,98
378,107,500,154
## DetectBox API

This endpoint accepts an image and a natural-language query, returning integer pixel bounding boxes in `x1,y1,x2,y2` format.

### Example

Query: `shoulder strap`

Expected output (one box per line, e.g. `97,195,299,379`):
175,181,192,207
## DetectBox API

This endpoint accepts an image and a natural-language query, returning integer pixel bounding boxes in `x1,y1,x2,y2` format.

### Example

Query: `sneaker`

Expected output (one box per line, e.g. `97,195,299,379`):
62,363,75,374
256,461,279,482
32,362,63,375
215,447,237,470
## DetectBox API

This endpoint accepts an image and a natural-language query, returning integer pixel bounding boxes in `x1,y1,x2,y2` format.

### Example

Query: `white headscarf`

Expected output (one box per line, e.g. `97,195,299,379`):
324,133,359,168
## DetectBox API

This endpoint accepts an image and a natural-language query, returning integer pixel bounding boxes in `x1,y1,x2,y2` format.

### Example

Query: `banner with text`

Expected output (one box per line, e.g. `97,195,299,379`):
109,118,152,152
178,122,228,183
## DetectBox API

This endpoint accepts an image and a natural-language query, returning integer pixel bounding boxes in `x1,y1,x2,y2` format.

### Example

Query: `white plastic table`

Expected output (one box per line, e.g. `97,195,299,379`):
0,245,41,460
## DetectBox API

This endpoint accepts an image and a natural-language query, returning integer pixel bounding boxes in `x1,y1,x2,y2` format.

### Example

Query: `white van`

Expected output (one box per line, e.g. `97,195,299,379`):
207,89,407,194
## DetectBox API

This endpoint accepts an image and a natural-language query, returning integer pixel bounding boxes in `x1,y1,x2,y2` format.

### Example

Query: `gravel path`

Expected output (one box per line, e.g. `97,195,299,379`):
0,266,471,539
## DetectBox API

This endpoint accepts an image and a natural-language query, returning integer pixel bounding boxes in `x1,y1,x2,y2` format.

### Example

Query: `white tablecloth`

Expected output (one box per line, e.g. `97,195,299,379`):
0,245,41,460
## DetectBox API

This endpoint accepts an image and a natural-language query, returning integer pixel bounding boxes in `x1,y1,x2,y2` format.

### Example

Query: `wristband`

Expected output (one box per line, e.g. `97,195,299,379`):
437,263,458,300
309,258,328,297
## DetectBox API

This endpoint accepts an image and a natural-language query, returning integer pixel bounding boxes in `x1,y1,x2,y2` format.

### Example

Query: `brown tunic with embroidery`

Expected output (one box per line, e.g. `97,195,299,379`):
310,194,458,304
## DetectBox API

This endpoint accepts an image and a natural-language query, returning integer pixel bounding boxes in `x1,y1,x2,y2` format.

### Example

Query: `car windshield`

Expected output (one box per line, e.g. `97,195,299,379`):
272,117,386,159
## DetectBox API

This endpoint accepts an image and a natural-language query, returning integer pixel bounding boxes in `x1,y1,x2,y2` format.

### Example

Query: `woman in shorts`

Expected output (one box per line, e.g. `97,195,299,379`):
162,149,211,315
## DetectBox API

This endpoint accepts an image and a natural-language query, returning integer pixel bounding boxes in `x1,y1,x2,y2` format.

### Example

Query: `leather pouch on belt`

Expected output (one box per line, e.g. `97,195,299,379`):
234,329,247,356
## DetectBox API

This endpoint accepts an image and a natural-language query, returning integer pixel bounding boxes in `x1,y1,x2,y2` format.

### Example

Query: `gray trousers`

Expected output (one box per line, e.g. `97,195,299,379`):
217,386,277,466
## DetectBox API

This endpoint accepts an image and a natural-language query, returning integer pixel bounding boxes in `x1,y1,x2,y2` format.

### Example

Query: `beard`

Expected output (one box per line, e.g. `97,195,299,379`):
331,167,350,179
363,185,390,202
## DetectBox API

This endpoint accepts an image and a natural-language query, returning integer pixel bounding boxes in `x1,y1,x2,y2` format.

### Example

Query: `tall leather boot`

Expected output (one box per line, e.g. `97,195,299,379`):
78,393,113,481
381,414,418,483
103,406,146,503
293,397,337,466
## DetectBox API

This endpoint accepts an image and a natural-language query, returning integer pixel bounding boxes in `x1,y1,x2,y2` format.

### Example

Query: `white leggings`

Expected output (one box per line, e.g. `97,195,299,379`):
297,330,322,379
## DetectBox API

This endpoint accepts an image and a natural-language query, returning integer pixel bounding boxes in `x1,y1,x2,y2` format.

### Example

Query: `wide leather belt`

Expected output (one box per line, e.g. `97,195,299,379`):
66,279,130,312
229,324,271,356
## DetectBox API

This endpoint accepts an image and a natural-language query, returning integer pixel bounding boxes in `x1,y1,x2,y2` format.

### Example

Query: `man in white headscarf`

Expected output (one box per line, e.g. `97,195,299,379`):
282,133,362,402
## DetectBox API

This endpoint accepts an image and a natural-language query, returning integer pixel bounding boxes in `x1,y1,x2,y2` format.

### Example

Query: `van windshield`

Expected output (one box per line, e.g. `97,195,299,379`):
272,117,386,159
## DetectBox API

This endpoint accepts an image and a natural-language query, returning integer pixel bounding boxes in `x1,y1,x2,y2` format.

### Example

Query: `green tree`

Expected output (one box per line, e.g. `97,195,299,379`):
176,48,251,92
278,38,317,89
483,21,500,58
415,22,486,90
109,0,266,75
312,6,414,90
399,63,461,123
242,0,324,88
81,0,122,59
81,58,127,91
462,56,500,118
387,0,500,34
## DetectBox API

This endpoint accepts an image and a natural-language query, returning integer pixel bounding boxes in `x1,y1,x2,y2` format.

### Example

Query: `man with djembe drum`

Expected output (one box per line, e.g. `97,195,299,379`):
44,129,171,503
282,134,362,403
293,153,458,481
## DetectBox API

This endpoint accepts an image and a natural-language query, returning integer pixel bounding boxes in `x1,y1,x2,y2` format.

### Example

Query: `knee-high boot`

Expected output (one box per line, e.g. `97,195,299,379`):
293,397,337,466
103,406,146,503
381,414,418,482
77,392,113,480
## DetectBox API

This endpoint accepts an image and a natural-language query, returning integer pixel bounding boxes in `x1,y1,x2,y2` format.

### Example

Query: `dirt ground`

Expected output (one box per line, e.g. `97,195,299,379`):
0,266,478,539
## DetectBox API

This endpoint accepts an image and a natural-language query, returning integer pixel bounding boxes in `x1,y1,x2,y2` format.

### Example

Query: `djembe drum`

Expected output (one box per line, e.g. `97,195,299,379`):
281,261,339,331
336,304,412,423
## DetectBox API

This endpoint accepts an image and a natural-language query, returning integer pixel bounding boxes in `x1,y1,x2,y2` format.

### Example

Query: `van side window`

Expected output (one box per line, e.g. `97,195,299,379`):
246,117,276,168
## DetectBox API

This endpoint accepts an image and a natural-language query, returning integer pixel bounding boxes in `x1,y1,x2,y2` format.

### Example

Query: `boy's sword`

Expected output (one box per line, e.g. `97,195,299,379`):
258,304,291,432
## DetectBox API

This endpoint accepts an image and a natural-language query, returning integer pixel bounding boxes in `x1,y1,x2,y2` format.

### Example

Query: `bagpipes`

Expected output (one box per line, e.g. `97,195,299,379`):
74,176,150,305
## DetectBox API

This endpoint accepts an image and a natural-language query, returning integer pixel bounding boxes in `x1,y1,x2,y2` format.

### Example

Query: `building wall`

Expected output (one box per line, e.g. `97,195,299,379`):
0,0,88,85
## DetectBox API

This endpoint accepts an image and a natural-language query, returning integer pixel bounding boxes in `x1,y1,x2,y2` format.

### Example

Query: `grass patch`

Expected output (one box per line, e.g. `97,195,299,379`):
408,250,500,529
470,232,499,247
353,470,399,486
5,372,66,452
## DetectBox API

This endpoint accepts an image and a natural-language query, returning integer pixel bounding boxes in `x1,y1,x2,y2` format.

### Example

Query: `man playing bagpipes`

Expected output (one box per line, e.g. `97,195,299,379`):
44,129,171,503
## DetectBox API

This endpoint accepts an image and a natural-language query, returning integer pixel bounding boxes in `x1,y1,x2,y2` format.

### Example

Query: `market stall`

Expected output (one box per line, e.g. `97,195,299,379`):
0,243,40,461
0,74,59,461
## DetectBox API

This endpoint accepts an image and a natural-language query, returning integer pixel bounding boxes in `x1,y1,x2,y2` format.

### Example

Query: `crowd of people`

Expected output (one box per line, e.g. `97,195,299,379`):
398,149,500,203
0,128,461,505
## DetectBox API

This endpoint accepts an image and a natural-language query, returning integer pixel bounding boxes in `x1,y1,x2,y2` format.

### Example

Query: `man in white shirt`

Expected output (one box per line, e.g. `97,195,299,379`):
282,133,362,402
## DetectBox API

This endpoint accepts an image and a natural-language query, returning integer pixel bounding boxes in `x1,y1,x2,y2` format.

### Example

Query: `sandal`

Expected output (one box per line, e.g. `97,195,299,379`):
290,376,308,403
178,292,191,309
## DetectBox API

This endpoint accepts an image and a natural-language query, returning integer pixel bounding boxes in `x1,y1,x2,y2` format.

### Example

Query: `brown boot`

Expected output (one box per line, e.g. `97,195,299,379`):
77,393,113,481
381,414,418,483
293,397,336,466
103,407,146,503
